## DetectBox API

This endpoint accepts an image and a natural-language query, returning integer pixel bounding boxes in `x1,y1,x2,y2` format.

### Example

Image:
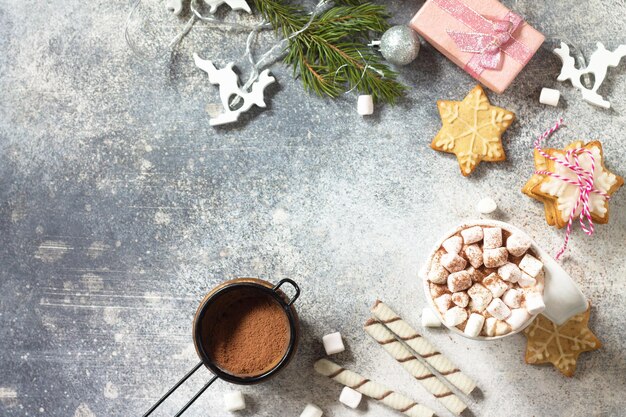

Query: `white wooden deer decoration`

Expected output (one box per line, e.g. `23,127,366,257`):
554,42,626,109
193,53,275,126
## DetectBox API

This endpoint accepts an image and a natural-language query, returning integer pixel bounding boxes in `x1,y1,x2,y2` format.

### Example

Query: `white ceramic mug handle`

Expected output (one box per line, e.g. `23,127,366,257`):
533,245,588,325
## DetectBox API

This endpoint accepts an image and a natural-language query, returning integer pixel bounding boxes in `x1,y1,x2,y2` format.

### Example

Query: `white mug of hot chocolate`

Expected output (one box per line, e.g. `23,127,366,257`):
419,220,588,340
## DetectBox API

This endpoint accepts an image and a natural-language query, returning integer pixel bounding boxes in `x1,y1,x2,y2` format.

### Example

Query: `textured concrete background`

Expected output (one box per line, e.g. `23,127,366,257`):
0,0,625,416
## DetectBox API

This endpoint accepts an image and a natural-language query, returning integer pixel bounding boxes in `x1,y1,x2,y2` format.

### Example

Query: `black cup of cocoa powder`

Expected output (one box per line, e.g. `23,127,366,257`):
192,278,300,384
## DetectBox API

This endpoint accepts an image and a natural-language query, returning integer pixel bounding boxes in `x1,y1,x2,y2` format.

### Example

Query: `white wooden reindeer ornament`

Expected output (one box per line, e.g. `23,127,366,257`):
193,54,275,126
554,42,626,109
203,0,251,14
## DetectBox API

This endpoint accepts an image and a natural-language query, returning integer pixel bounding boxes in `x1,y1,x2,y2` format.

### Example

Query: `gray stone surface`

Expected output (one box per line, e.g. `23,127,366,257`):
0,0,625,416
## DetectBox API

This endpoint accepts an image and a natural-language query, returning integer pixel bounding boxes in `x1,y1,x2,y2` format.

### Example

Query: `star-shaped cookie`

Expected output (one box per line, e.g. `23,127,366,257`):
522,141,624,228
431,85,515,176
523,306,601,377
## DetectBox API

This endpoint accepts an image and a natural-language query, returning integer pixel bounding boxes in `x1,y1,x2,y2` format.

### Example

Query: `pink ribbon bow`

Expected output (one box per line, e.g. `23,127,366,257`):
433,0,533,77
534,119,611,260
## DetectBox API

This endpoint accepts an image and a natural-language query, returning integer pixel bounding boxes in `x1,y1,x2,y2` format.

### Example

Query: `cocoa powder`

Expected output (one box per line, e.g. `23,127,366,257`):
207,295,290,377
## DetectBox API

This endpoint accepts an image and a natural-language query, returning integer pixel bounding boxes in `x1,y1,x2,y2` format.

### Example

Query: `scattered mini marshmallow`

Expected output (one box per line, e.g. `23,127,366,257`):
483,247,509,268
440,252,467,273
422,307,442,327
434,294,453,312
487,298,512,320
524,291,546,315
339,387,362,409
447,270,473,292
322,332,345,355
506,308,531,331
461,226,483,244
300,403,323,417
539,87,560,107
495,320,512,336
483,317,497,337
224,391,246,412
428,262,449,284
506,233,532,257
498,262,521,283
517,272,537,288
502,288,522,308
519,254,543,277
442,236,463,254
476,197,497,214
444,306,468,327
482,273,508,298
357,95,374,115
464,244,483,268
482,227,502,249
467,283,493,311
464,313,485,337
451,291,469,308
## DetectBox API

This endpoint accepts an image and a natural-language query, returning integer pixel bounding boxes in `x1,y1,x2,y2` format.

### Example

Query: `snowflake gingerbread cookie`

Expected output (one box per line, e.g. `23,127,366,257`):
524,305,601,377
523,140,623,229
431,85,515,176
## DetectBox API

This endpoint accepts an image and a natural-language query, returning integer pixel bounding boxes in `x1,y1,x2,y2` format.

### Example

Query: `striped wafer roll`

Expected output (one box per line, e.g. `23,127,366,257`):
314,359,434,417
365,318,467,415
371,300,477,395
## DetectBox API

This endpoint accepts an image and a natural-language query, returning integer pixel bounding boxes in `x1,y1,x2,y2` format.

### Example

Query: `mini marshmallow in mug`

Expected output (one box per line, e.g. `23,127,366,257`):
442,236,463,254
440,253,467,272
506,308,531,331
428,262,449,284
483,247,509,268
483,317,497,337
525,291,546,315
452,292,469,308
434,294,453,312
467,283,493,310
487,298,511,321
483,273,508,298
483,227,502,249
518,272,537,288
502,288,522,308
464,313,485,337
519,254,544,278
498,262,521,283
447,270,473,292
461,226,483,244
464,244,483,269
444,306,468,327
506,233,532,257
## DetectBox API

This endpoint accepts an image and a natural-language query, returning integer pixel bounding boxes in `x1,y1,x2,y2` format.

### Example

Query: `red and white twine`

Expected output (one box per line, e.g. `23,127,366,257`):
533,119,611,260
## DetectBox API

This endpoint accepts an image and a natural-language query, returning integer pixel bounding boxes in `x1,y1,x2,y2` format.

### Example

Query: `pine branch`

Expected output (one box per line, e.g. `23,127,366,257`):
250,0,406,104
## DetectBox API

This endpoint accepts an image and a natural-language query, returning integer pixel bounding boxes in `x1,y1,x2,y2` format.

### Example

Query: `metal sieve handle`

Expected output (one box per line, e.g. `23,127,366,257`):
143,361,218,417
273,278,300,306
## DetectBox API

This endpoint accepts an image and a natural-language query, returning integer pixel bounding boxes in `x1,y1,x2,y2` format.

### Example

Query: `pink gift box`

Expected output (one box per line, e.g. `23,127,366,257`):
410,0,545,93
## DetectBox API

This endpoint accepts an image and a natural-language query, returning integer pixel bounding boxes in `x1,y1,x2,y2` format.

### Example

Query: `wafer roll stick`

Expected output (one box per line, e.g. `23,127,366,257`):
365,319,467,415
314,359,434,417
371,300,477,395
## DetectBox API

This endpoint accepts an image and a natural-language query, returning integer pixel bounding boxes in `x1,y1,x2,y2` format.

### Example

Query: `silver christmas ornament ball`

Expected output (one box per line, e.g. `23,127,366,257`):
380,25,420,66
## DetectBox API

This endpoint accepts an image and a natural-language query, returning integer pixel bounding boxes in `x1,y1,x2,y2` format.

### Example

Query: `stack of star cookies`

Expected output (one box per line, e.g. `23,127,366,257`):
522,141,623,228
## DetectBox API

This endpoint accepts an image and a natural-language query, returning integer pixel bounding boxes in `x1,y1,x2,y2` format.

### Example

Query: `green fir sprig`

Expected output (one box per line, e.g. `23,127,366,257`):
251,0,407,104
